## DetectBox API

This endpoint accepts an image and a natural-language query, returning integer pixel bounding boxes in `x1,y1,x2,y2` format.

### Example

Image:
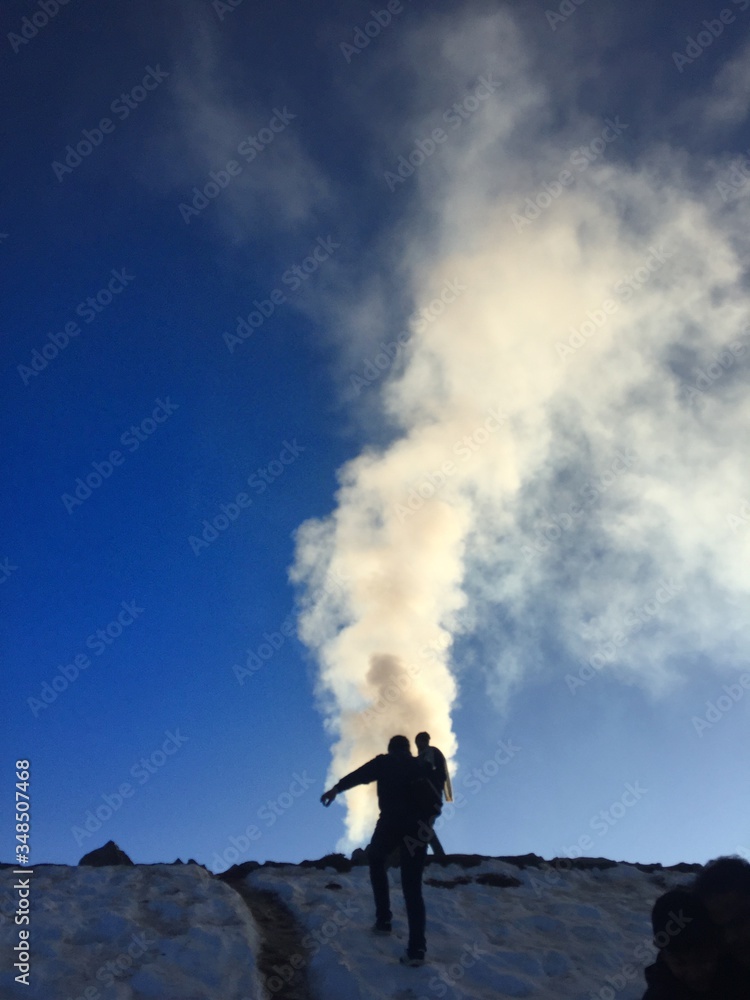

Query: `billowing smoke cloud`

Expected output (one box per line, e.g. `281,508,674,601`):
291,8,750,847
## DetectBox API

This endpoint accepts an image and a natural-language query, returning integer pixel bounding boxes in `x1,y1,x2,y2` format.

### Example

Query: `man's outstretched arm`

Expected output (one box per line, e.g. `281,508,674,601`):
320,757,381,806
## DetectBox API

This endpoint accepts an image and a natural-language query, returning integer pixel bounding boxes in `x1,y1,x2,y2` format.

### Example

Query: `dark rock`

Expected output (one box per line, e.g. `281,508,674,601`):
634,861,702,875
498,853,547,869
564,857,618,871
438,853,485,869
351,848,368,866
425,875,472,889
218,860,261,881
475,872,523,888
79,841,134,867
299,853,353,873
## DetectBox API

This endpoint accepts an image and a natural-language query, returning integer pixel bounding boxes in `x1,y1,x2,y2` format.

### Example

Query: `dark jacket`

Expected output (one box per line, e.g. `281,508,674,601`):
335,750,434,822
642,953,748,1000
418,745,448,803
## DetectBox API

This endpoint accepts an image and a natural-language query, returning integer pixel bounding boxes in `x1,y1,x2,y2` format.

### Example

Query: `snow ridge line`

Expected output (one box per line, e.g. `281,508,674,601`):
224,875,314,1000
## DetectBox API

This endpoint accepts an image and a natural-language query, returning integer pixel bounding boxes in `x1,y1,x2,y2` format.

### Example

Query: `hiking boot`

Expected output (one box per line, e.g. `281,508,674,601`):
372,920,392,934
399,950,425,966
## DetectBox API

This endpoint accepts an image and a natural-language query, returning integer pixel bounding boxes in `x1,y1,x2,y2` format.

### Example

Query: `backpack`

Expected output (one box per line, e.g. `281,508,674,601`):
411,757,442,821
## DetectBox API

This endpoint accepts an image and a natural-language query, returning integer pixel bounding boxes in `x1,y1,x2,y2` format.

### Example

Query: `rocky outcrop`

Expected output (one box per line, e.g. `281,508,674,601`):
78,840,134,866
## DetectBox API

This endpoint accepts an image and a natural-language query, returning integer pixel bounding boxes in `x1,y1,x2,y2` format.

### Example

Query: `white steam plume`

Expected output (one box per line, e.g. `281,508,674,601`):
291,8,750,847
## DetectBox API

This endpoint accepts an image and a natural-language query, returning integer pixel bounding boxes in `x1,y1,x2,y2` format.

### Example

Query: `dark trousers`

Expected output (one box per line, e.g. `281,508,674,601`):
427,822,446,858
366,815,427,954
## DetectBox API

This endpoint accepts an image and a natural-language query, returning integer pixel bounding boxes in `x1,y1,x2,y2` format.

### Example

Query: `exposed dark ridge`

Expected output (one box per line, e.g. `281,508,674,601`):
632,861,702,874
1,850,706,876
300,853,356,872
431,853,486,869
425,875,473,889
475,872,523,888
224,875,313,1000
549,856,619,871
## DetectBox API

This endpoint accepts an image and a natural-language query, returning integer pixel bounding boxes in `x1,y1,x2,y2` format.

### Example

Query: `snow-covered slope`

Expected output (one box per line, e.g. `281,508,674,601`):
0,854,698,999
0,863,261,1000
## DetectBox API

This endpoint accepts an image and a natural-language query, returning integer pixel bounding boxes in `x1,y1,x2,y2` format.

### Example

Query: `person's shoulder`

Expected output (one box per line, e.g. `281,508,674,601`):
353,754,387,773
642,958,695,1000
718,954,750,997
641,961,669,999
414,755,436,778
371,753,394,770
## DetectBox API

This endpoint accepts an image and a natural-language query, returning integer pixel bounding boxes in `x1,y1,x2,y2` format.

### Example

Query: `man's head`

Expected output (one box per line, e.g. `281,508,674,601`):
415,732,430,750
388,735,411,754
694,855,750,967
651,889,720,992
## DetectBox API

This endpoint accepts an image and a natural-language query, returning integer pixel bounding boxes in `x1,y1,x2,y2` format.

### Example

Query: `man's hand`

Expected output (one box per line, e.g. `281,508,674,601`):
321,788,337,807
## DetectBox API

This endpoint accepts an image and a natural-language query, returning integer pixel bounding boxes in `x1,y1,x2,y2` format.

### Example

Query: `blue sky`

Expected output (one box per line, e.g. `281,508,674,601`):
2,0,750,872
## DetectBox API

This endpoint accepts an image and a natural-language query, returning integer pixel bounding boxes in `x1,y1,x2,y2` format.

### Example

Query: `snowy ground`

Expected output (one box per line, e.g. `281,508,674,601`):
0,854,697,999
0,863,262,1000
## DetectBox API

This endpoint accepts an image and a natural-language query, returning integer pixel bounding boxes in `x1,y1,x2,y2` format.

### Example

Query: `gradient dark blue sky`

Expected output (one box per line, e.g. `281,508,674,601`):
3,0,750,871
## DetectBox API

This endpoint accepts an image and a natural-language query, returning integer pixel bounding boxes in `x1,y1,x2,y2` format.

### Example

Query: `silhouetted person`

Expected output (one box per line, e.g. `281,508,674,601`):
694,856,750,989
321,735,433,966
415,731,450,858
641,888,743,998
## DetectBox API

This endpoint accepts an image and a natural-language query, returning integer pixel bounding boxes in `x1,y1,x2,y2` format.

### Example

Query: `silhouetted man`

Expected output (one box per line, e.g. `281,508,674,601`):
641,888,745,999
321,735,431,966
694,855,750,991
415,732,450,858
642,889,717,998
